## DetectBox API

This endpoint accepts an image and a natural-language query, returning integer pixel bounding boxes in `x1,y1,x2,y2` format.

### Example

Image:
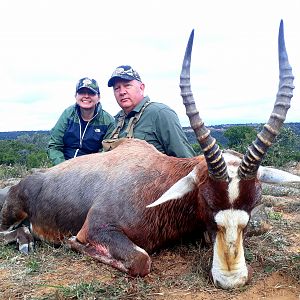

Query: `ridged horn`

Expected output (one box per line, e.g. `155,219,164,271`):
238,20,295,179
180,30,228,181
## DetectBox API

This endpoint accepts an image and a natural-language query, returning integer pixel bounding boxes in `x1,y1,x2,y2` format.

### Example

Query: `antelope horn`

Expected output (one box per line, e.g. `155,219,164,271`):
180,30,228,180
238,20,295,179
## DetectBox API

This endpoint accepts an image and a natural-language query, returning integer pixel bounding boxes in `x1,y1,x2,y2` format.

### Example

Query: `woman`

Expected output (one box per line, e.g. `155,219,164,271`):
48,77,115,165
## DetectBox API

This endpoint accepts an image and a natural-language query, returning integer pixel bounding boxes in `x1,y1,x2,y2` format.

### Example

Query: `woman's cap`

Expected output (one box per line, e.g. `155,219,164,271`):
76,77,100,94
108,65,142,87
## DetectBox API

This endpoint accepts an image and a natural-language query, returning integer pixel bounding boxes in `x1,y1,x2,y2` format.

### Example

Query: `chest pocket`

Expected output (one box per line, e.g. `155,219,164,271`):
102,101,151,151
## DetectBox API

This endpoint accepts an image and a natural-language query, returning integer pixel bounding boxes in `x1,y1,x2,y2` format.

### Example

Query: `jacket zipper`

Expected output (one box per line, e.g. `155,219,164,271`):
73,111,99,158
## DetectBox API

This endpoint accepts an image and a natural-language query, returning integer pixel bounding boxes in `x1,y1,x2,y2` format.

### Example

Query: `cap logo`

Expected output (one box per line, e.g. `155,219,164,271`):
112,67,140,79
76,77,100,94
108,65,141,87
114,67,126,75
82,78,92,86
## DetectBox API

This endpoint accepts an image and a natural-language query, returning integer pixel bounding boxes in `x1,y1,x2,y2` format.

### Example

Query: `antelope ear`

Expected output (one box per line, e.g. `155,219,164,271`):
258,166,300,184
147,168,197,208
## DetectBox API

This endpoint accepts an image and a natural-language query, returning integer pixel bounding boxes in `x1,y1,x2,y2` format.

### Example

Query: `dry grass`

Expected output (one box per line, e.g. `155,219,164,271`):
0,164,299,299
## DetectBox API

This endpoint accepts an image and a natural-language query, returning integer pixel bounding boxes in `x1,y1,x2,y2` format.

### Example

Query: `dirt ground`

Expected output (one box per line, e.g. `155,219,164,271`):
0,163,299,299
0,244,299,300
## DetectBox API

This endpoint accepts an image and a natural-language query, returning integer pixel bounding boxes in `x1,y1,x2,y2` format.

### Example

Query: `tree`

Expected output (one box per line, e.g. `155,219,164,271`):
263,127,300,167
224,126,257,154
192,143,201,155
0,138,51,169
224,125,300,167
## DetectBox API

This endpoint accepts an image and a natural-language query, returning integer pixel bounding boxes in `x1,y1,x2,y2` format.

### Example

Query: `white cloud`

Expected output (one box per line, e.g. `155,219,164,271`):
0,0,299,131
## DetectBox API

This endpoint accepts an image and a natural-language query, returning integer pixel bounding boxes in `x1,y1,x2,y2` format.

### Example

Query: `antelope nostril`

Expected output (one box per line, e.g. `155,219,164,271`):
215,280,221,288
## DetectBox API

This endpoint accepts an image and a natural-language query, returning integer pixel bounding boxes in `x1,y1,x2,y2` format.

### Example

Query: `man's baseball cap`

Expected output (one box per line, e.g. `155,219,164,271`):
108,65,142,87
76,77,100,94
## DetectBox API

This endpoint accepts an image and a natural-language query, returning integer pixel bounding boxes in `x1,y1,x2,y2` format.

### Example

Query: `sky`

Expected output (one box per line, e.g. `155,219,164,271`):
0,0,299,132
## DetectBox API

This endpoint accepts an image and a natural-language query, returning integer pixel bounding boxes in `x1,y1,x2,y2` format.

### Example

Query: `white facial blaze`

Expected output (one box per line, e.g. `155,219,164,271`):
223,151,241,204
227,177,240,204
215,209,249,243
212,209,249,289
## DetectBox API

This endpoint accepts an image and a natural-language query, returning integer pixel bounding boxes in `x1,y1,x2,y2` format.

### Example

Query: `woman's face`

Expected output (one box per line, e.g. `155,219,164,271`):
75,88,100,110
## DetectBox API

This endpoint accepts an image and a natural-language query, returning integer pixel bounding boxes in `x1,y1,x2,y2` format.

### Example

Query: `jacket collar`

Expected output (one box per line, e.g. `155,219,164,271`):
76,102,101,118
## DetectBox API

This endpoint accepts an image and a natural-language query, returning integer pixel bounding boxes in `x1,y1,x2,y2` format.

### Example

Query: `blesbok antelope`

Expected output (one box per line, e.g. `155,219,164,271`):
1,20,299,290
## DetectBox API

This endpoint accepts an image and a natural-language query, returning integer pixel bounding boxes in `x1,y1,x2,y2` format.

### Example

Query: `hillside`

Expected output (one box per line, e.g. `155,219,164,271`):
184,122,300,147
0,130,49,140
0,123,299,149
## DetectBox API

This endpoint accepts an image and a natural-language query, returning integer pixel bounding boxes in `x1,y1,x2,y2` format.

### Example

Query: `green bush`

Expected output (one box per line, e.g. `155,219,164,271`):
192,143,201,155
224,125,257,154
263,127,300,167
26,151,51,169
0,135,51,170
223,125,300,168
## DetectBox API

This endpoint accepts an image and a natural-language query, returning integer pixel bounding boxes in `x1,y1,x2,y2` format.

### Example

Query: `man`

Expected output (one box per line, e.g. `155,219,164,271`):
106,65,195,158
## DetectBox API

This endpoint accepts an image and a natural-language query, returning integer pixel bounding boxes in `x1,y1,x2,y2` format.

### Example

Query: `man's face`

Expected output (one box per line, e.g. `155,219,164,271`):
113,79,145,114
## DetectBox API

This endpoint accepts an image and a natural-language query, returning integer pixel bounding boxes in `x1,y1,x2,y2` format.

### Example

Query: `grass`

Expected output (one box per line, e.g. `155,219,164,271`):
0,243,15,258
26,258,41,274
0,164,29,181
55,277,160,300
0,163,299,299
268,210,283,220
0,241,213,299
1,223,298,300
